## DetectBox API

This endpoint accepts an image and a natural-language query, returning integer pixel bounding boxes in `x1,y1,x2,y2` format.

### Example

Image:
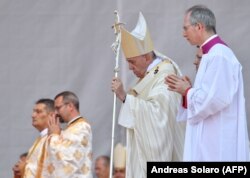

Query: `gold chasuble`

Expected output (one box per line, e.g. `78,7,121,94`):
42,117,92,178
118,59,186,178
23,129,48,178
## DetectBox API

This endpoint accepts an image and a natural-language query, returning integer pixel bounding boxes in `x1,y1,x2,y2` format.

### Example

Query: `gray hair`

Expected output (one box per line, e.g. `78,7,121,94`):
96,155,110,167
186,5,216,34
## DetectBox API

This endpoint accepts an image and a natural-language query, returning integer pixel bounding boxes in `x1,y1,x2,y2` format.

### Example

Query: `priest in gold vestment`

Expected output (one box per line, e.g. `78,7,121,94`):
42,91,92,178
111,13,186,178
13,98,55,178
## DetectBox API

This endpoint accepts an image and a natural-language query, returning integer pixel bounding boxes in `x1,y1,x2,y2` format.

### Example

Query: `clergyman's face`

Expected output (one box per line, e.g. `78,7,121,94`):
95,159,109,178
126,55,148,78
31,103,49,131
114,168,125,178
194,48,202,71
54,96,69,123
183,12,200,45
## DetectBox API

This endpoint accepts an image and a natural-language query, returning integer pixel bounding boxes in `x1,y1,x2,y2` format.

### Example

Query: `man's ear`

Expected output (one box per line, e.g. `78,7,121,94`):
67,102,74,110
196,22,204,31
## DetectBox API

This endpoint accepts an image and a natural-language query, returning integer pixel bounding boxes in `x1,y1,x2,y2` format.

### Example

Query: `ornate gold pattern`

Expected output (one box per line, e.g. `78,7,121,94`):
63,164,74,174
81,163,90,175
47,163,55,174
73,150,83,161
81,136,88,147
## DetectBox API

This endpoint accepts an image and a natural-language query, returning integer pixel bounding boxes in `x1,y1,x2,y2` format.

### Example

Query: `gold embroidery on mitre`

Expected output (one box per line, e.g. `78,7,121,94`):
81,136,88,147
73,150,83,161
47,163,55,174
81,163,90,175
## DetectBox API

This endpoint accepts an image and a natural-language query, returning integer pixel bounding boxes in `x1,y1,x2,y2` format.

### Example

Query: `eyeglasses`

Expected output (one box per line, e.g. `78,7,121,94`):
55,103,68,111
183,24,196,31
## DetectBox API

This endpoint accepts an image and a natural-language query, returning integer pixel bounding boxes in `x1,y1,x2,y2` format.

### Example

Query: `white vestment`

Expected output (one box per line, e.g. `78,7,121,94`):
178,43,249,161
119,58,186,178
42,117,93,178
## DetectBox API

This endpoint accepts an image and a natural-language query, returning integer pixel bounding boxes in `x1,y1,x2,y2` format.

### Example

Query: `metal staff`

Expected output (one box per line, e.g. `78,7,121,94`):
110,10,124,178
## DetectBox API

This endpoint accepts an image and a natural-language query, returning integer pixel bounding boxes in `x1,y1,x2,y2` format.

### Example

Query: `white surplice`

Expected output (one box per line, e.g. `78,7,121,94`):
178,43,249,161
119,57,186,178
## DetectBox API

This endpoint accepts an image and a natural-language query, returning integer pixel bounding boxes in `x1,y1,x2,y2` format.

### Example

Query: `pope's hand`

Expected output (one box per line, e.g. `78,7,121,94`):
111,77,126,102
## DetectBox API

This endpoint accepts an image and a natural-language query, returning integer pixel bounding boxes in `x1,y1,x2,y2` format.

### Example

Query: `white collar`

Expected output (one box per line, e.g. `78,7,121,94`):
147,57,162,72
201,34,218,48
40,128,48,137
68,115,82,125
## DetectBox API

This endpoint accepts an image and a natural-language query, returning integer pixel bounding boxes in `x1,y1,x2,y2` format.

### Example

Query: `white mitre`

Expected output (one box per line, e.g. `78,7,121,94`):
114,143,126,168
120,12,154,58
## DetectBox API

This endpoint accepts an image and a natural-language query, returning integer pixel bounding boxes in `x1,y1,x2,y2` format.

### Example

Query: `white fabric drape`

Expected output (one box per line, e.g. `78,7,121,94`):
178,44,249,161
119,59,185,178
